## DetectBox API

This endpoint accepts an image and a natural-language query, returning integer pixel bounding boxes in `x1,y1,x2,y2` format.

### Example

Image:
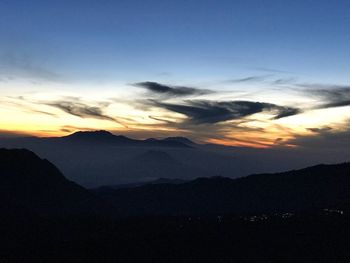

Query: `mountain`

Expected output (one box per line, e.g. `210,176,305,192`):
0,148,109,217
3,129,349,187
56,130,191,148
148,177,187,185
2,147,350,217
61,130,135,144
109,149,208,186
95,177,188,190
162,137,195,145
133,150,180,164
94,162,350,216
2,149,350,263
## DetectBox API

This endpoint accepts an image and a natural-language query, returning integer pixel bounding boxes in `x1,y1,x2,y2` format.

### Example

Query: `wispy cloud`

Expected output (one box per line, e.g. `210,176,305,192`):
0,53,63,82
289,122,350,150
254,67,293,74
1,96,57,117
271,77,297,85
300,85,350,109
133,81,214,98
148,99,301,124
306,126,332,133
47,102,107,119
227,75,271,83
45,101,122,123
272,107,301,119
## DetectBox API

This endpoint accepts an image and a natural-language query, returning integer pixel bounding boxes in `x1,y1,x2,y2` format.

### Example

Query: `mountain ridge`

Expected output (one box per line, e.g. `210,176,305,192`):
95,162,350,216
56,130,193,148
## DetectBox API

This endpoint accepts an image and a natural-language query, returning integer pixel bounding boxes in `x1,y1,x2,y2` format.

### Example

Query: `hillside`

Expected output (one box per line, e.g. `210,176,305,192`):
0,148,108,217
94,163,350,216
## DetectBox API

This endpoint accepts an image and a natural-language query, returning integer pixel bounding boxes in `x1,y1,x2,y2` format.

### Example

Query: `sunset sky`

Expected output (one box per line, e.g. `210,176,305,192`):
1,0,350,147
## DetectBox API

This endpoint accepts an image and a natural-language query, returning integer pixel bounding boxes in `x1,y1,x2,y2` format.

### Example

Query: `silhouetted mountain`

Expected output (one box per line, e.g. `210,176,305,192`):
133,150,179,164
62,130,135,144
149,177,188,185
162,136,195,145
95,162,350,216
4,129,345,187
95,177,188,190
141,137,192,148
56,130,191,148
0,148,109,217
2,149,350,263
108,149,207,186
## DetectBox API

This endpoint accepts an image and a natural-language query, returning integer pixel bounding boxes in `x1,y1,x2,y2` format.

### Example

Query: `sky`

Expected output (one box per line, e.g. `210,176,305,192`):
1,0,350,147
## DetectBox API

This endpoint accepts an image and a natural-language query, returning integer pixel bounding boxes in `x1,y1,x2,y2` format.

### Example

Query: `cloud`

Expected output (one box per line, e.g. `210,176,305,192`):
306,126,332,133
59,125,102,133
227,75,270,83
301,85,350,109
271,77,297,85
289,125,350,150
274,137,284,144
253,67,293,74
226,75,297,86
45,101,126,126
134,81,213,98
29,109,57,117
0,96,58,117
0,130,29,138
149,99,300,124
272,107,302,119
148,115,175,124
0,53,63,82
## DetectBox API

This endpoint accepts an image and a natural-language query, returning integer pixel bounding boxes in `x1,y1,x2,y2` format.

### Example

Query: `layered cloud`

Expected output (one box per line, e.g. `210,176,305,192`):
303,85,350,109
0,53,63,82
227,75,270,83
148,99,301,124
289,122,350,150
45,101,116,122
134,81,213,98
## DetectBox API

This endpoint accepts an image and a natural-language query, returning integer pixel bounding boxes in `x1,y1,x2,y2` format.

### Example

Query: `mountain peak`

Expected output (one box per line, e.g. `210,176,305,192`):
68,130,115,138
63,130,134,143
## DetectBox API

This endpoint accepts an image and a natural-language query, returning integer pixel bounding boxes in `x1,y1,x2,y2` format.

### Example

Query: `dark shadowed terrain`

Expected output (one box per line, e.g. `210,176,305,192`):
0,149,111,218
1,148,350,262
94,162,350,216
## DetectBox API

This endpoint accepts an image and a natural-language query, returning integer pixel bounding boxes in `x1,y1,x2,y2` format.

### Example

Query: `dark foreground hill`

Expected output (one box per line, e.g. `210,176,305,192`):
2,147,350,218
2,148,350,262
0,148,108,218
95,162,350,216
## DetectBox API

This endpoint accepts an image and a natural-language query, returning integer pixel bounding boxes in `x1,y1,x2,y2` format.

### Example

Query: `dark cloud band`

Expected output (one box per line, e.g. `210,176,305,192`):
302,85,350,109
134,81,213,97
149,99,300,124
45,101,126,127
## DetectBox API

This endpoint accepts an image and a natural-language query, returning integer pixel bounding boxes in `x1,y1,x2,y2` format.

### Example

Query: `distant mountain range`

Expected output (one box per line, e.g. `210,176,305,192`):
94,162,350,216
1,130,350,188
2,147,350,218
162,136,196,145
55,130,194,148
96,177,188,190
0,130,228,187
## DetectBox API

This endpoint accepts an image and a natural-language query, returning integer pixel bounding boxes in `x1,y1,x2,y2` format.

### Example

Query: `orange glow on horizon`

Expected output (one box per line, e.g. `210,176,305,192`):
205,138,271,148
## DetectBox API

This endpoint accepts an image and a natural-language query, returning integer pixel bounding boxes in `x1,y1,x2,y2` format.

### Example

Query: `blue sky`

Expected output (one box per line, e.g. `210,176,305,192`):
1,0,350,147
1,0,350,84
